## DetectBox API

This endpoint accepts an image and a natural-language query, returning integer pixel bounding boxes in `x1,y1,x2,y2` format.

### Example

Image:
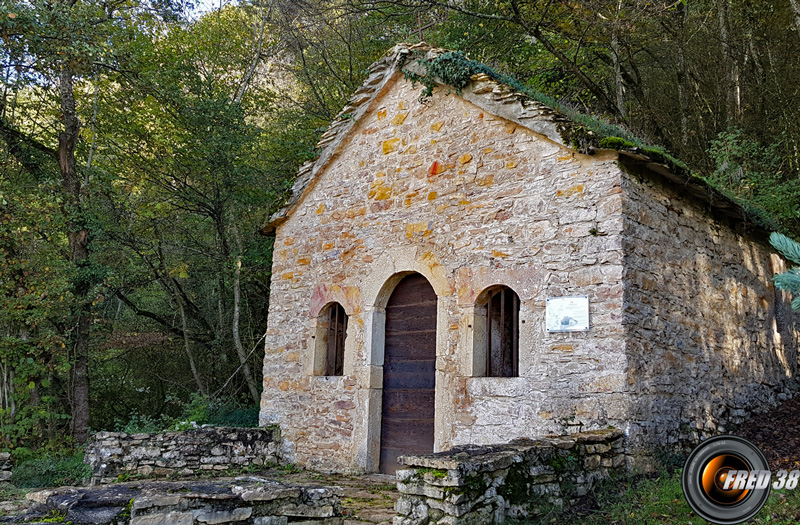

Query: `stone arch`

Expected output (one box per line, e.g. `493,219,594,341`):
311,302,348,377
362,246,452,310
357,247,453,472
473,284,521,377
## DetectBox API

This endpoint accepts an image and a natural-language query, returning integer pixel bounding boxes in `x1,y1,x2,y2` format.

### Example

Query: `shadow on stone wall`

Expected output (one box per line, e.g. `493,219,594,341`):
619,160,799,464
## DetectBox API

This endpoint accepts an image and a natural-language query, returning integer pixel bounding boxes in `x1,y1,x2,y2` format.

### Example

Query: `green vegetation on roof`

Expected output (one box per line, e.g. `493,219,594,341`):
399,49,784,235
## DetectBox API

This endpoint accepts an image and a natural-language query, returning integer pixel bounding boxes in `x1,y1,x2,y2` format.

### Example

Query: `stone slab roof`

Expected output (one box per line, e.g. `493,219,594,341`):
264,42,762,234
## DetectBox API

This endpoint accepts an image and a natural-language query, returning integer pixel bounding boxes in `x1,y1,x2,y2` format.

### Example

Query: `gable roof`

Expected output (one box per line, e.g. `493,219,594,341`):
264,42,771,235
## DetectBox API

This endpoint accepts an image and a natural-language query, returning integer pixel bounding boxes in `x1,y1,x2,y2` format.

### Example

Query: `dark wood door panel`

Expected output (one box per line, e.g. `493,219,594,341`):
380,420,435,447
380,273,437,474
382,361,436,389
382,390,436,418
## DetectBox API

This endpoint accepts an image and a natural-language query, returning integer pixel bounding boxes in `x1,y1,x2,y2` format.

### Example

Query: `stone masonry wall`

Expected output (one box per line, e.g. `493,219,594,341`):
0,452,11,482
393,429,626,525
85,427,281,484
260,72,630,471
619,161,800,459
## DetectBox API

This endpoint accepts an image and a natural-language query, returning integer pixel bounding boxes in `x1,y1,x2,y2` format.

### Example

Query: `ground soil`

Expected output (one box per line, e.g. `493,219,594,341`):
737,395,800,472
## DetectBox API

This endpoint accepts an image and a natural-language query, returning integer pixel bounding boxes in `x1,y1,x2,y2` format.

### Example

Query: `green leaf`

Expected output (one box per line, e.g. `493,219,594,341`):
773,268,800,292
41,379,51,388
770,232,800,265
792,296,800,312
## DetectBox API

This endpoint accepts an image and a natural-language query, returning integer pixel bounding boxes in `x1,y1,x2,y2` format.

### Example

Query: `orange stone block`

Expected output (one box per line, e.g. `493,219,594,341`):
281,272,294,280
556,184,585,197
376,109,387,120
429,161,446,176
427,192,438,200
406,222,430,238
430,121,444,132
298,257,311,265
458,153,472,164
477,174,494,187
391,113,407,125
491,249,509,258
382,138,400,154
316,204,325,214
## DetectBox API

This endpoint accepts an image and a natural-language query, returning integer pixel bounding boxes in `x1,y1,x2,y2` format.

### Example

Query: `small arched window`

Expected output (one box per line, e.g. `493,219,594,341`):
315,302,347,376
476,286,520,377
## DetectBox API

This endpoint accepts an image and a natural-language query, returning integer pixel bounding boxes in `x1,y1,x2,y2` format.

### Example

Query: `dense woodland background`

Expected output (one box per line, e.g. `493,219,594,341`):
0,0,799,465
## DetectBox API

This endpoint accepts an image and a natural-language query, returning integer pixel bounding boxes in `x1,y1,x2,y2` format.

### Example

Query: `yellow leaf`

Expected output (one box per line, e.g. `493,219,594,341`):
8,12,16,18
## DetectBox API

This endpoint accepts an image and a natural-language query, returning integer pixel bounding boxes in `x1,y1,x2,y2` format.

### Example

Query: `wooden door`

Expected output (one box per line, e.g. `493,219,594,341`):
379,273,437,474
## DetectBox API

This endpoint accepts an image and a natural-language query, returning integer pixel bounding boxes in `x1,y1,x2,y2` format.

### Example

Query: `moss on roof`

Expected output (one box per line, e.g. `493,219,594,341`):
399,49,782,234
267,43,782,236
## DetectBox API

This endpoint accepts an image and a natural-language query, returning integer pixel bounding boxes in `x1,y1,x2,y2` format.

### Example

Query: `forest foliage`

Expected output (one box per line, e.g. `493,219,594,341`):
0,0,798,457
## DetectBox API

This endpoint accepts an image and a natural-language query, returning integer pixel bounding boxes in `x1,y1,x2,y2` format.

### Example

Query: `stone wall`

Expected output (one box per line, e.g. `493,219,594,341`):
16,477,342,525
258,42,799,474
0,452,11,482
393,429,625,525
85,427,281,484
619,161,800,460
260,69,629,471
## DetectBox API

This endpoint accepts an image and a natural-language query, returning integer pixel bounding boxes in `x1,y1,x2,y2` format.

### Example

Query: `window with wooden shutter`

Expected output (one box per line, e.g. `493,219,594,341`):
324,303,347,376
479,287,520,377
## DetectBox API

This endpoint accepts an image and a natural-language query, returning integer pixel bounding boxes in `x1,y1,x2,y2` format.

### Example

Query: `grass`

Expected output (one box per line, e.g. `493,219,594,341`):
550,469,800,524
11,450,90,489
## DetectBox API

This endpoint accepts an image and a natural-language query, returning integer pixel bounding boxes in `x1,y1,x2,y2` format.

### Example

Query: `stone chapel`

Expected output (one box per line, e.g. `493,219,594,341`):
258,43,799,473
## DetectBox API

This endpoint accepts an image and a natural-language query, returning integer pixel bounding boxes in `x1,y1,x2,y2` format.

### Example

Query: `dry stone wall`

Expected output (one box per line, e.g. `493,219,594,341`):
393,429,625,525
619,161,800,458
0,452,11,482
85,427,280,484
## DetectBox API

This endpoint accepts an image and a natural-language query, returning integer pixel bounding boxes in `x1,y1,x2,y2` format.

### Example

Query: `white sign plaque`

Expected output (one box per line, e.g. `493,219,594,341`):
546,296,590,332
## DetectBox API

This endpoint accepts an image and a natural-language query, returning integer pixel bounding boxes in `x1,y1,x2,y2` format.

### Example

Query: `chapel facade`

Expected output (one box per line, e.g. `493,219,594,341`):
259,43,798,473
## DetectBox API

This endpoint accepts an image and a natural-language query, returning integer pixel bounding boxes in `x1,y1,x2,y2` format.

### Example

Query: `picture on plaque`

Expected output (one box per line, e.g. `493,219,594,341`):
546,296,590,332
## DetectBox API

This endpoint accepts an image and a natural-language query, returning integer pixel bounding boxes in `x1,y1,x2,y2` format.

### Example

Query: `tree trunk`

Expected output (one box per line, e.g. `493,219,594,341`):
717,0,739,122
789,0,800,36
231,220,260,404
611,29,625,121
676,1,689,146
174,285,206,396
58,64,91,443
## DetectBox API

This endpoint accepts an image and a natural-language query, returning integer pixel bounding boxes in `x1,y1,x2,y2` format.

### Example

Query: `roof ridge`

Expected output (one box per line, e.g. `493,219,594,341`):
264,43,775,235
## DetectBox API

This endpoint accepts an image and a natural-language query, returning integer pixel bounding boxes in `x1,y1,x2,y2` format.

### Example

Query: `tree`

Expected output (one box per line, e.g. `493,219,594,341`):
771,232,800,312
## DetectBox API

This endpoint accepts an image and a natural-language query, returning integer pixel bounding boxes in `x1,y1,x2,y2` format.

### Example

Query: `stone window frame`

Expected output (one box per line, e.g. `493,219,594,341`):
311,301,349,376
471,285,521,378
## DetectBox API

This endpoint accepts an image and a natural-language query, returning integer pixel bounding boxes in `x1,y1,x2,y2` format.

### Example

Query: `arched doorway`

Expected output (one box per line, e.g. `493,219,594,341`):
379,273,437,474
